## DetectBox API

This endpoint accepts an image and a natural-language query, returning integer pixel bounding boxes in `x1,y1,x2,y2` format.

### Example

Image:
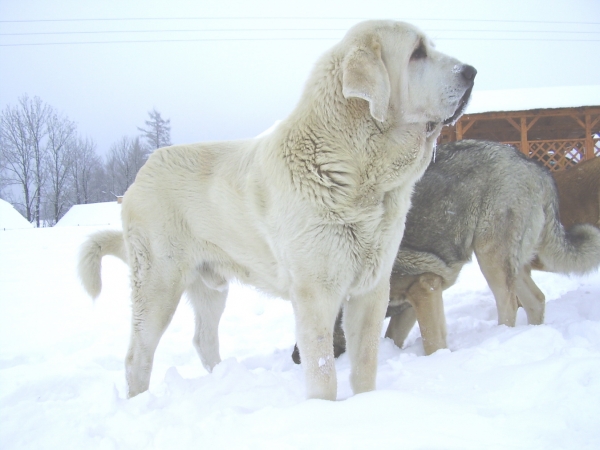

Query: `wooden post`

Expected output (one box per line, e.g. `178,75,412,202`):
520,116,528,156
585,113,594,161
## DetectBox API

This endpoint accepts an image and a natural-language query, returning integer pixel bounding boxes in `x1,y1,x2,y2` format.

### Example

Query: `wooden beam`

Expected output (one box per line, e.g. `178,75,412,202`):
520,116,529,156
585,114,594,160
569,113,586,130
506,117,521,132
590,113,600,131
525,115,540,131
460,119,476,135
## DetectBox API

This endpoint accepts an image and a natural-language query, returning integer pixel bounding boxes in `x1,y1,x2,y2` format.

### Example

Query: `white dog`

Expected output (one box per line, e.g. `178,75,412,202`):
78,20,475,400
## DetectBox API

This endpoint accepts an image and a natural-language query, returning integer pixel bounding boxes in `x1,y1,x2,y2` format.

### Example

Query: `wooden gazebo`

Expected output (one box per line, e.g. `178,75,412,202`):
439,86,600,171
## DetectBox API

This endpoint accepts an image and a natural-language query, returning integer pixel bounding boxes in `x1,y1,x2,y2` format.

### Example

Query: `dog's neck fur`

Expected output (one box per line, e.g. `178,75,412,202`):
277,51,437,223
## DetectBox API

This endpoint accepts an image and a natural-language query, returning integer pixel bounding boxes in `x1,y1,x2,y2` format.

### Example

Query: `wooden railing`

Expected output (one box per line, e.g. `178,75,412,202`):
503,137,599,171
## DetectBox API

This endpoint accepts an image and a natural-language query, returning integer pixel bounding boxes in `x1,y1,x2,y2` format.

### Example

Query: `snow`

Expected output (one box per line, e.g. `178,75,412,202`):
55,201,122,227
466,85,600,114
0,199,33,230
1,221,600,448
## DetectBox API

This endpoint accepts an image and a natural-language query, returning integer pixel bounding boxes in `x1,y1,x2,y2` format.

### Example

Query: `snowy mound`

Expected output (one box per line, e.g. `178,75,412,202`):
0,199,33,230
56,201,122,227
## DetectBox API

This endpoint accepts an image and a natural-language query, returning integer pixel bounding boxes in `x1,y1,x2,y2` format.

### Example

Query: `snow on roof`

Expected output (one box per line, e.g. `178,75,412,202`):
55,201,122,227
465,85,600,115
0,199,34,230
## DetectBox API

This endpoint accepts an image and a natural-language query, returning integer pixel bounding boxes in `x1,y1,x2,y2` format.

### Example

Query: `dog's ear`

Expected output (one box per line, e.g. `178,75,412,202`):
342,39,390,122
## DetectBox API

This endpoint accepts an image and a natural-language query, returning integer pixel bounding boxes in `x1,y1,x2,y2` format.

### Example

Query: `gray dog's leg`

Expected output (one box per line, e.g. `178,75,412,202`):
385,306,417,349
407,273,446,355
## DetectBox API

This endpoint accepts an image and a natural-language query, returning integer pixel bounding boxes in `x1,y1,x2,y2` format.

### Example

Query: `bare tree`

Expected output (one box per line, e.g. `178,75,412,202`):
0,95,50,224
105,136,149,196
1,102,33,218
2,97,172,221
0,134,11,200
137,109,171,151
70,136,104,205
21,96,50,226
45,111,76,224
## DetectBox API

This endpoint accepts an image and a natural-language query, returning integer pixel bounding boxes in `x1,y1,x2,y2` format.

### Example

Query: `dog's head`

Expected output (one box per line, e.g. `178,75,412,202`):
341,21,475,129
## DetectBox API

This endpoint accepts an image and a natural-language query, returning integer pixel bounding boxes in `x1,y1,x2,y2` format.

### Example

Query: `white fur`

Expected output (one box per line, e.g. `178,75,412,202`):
78,20,474,400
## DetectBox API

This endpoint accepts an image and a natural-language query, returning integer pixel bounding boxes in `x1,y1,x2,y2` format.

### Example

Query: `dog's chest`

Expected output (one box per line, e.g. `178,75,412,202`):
344,193,408,294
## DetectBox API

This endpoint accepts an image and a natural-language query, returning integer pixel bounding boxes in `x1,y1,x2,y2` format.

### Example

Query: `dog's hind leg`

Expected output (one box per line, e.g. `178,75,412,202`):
385,306,417,349
186,273,227,372
125,239,184,397
126,274,183,397
476,252,519,327
515,270,545,325
406,273,446,355
344,278,390,395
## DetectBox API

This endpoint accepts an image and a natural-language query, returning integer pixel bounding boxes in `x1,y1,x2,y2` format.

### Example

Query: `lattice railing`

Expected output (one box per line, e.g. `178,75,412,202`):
503,139,598,171
529,140,586,171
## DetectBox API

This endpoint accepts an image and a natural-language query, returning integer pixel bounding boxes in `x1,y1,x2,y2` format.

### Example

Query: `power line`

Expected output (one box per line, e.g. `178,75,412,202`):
1,16,599,26
2,18,598,47
2,28,599,37
1,36,598,47
3,28,346,36
1,38,339,47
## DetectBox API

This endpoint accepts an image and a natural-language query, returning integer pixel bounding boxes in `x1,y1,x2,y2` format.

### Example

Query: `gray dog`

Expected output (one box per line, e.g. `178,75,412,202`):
293,140,600,363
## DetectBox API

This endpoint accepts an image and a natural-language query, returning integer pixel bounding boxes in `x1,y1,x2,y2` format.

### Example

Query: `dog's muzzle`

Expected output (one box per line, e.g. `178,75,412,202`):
444,64,477,125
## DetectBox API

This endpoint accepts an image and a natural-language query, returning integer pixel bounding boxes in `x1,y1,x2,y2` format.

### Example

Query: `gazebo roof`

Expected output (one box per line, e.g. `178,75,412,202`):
440,86,600,171
465,85,600,115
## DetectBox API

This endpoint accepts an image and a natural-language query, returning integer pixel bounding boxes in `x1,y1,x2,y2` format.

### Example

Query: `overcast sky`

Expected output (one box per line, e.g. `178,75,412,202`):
1,0,598,155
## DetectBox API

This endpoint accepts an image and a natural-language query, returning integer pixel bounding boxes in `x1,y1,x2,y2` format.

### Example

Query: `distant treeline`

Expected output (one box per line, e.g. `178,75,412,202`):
0,95,171,226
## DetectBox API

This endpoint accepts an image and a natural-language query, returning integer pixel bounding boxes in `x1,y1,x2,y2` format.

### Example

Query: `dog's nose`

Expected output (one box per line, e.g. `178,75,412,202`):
461,65,477,81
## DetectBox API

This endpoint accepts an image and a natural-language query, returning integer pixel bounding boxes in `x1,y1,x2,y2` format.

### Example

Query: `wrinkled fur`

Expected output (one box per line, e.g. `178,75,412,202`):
78,21,475,400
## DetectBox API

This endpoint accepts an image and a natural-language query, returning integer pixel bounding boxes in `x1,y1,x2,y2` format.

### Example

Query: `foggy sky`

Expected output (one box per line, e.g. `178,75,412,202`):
1,0,598,155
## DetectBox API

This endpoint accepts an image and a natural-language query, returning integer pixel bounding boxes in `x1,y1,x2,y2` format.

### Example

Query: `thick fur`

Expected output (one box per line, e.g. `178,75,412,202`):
530,156,600,271
78,20,475,400
323,141,600,358
386,141,600,354
78,230,127,298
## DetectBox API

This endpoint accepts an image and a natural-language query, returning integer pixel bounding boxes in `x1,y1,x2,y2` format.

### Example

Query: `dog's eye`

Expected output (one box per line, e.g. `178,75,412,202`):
411,43,427,61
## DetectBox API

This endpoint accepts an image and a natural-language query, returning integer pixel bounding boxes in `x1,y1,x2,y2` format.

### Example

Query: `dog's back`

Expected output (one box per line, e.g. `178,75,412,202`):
398,140,600,278
401,141,552,272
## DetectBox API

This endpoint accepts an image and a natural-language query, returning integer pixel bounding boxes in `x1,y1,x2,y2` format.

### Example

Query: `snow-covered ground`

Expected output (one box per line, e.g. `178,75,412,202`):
1,224,599,449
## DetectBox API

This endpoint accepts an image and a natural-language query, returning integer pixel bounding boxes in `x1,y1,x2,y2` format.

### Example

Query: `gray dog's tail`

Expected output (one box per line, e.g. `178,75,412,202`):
537,199,600,275
78,230,127,299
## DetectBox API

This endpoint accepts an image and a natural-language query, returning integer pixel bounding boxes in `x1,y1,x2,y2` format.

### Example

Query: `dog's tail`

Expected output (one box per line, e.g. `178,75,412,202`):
78,230,127,299
536,196,600,275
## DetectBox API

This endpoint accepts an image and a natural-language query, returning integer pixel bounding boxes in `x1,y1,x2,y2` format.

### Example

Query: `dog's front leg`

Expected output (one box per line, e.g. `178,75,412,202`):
343,279,390,395
292,286,341,400
407,273,446,355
